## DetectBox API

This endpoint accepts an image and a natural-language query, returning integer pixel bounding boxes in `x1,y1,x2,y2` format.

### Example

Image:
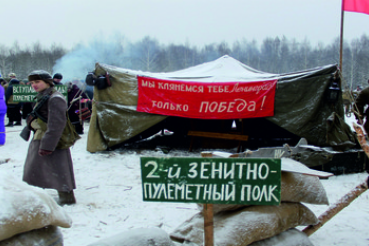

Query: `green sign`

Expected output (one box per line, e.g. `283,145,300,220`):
12,85,68,102
141,157,281,205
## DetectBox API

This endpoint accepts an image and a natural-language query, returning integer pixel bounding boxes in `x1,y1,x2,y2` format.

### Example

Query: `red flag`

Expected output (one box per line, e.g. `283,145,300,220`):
343,0,369,15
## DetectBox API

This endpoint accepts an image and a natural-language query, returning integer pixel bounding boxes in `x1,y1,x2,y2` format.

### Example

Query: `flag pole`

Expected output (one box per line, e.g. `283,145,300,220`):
339,0,345,73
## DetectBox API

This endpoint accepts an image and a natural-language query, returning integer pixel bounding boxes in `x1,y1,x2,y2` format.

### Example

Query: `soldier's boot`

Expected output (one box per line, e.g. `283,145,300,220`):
5,121,13,127
58,190,76,205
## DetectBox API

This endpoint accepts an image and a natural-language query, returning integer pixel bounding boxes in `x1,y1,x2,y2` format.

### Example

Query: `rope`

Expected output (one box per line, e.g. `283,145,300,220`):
0,129,23,133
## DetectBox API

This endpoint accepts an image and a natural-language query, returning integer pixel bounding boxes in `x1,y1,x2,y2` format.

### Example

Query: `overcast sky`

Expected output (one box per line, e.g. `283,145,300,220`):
2,0,369,49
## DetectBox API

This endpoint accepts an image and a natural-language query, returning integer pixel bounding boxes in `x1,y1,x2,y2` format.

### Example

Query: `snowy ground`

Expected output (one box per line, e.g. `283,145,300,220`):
1,117,369,246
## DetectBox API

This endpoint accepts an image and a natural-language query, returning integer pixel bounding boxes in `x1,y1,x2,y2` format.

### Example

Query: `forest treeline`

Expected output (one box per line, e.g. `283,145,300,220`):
1,34,369,89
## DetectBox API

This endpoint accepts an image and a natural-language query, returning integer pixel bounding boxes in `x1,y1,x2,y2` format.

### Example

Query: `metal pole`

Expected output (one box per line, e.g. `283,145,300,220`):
339,0,345,73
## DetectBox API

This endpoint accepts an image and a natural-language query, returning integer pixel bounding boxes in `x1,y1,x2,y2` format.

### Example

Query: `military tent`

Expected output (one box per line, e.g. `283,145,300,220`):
86,55,351,153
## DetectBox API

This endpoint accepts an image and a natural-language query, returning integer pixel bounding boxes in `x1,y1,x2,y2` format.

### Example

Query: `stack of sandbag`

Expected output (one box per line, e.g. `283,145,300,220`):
0,171,72,246
170,170,329,246
0,226,63,246
87,227,175,246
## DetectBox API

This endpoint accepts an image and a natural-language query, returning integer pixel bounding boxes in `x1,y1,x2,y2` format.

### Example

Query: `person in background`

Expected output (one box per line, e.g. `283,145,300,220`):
23,70,77,205
355,79,369,134
21,79,33,120
66,80,90,135
0,78,6,87
5,79,22,127
0,84,6,145
8,72,16,80
53,73,63,85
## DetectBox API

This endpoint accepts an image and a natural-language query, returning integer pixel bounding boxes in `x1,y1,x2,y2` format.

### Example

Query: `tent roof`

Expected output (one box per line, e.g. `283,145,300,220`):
112,55,335,83
113,55,279,82
152,55,279,82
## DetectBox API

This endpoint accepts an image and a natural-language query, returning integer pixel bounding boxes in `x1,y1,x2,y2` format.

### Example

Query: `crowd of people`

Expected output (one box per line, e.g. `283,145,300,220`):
1,70,92,205
0,72,91,133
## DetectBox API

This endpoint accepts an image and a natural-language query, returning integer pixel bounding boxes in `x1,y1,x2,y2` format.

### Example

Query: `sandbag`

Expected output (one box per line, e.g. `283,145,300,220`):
197,171,329,214
87,227,175,246
0,226,63,246
170,202,318,246
0,171,72,241
248,228,313,246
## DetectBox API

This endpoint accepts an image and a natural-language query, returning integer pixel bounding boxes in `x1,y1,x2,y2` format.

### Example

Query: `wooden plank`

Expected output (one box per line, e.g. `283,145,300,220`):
187,131,249,141
203,204,214,246
303,177,368,236
201,152,214,246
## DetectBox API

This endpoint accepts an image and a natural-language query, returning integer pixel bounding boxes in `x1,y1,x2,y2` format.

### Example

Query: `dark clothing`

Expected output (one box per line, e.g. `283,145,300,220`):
355,87,369,134
6,107,21,122
5,80,22,122
23,87,76,192
67,84,89,134
0,85,6,144
22,102,33,119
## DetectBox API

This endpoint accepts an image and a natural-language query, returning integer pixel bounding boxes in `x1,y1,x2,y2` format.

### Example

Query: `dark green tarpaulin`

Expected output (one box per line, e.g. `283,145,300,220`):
269,65,345,147
87,56,352,153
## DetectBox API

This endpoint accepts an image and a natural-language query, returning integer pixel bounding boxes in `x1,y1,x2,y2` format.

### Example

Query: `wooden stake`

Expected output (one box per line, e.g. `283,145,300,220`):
203,204,214,246
303,177,368,236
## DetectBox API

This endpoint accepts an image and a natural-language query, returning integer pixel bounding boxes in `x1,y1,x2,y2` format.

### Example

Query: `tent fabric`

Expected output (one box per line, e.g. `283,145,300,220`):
269,64,345,146
87,55,345,153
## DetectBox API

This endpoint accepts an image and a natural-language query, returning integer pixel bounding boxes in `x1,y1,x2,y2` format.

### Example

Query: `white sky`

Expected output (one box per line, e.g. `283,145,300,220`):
2,0,369,49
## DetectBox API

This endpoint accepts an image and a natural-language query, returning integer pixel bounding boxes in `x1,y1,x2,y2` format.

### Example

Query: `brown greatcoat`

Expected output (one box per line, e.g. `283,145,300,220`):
23,87,76,192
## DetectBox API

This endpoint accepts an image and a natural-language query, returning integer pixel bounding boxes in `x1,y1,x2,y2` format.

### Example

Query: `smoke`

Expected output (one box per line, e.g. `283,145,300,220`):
52,33,131,83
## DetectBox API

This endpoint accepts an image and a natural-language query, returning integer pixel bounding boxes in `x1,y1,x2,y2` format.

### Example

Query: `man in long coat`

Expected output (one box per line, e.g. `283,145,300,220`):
22,70,77,205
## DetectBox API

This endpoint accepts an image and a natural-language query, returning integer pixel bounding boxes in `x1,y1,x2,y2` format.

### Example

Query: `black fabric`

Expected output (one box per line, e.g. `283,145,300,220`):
22,103,33,119
85,73,97,86
96,77,109,90
7,106,22,121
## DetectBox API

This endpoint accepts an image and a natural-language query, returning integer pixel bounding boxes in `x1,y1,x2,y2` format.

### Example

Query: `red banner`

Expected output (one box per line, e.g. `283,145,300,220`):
137,76,277,119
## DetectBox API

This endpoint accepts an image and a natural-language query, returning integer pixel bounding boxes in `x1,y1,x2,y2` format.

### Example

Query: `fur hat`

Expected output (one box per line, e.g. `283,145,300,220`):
53,73,63,80
28,70,54,86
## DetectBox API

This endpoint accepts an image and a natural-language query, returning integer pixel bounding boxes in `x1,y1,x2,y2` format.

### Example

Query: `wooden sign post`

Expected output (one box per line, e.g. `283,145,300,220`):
201,152,214,246
140,156,281,245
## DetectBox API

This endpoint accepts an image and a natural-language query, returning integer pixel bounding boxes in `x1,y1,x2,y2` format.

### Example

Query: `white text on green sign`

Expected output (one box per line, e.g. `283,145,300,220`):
12,85,68,102
140,157,281,205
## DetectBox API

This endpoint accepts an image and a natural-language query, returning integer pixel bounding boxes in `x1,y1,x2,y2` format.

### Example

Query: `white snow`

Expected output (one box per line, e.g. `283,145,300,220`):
1,116,369,245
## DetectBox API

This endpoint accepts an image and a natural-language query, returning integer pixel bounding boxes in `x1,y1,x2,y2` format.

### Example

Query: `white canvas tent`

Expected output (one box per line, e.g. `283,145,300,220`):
86,55,349,153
